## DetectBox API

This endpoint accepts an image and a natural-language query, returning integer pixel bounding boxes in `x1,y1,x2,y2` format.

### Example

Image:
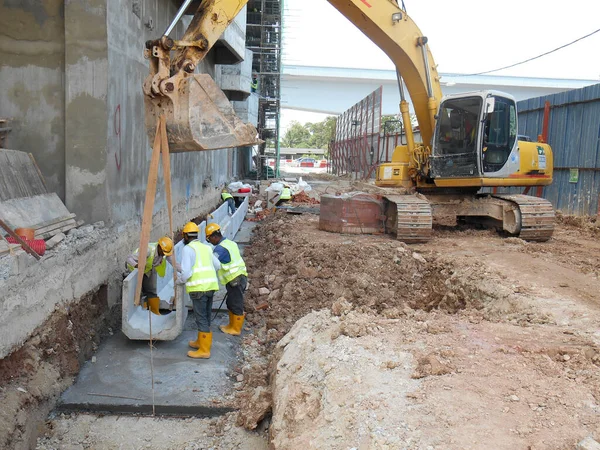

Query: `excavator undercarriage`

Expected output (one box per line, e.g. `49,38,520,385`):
382,192,555,243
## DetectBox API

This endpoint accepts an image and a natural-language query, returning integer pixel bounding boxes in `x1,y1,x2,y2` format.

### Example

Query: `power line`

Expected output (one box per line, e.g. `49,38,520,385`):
465,27,600,76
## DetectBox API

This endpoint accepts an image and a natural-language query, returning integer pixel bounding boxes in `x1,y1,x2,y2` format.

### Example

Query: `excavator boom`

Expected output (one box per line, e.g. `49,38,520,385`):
327,0,442,146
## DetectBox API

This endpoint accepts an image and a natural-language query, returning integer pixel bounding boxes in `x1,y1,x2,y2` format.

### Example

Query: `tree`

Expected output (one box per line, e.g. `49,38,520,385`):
280,121,311,148
305,116,337,149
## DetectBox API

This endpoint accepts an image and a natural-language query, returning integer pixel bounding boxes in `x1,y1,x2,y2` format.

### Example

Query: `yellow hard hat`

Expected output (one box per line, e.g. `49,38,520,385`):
182,222,199,234
205,223,221,238
157,236,174,256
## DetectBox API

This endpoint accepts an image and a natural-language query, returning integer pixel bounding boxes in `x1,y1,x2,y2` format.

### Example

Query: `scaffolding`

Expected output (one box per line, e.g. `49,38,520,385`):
246,0,282,178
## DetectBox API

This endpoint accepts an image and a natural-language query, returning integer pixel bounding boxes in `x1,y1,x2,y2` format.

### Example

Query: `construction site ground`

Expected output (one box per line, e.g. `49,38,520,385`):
4,179,599,449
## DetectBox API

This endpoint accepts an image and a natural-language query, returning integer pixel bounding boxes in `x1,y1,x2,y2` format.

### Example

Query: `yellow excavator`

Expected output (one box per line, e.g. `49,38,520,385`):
143,0,555,243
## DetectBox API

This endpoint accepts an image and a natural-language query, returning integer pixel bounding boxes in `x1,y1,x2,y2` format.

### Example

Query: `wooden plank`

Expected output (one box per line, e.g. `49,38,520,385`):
134,117,163,306
0,149,48,201
0,219,41,260
34,218,76,236
36,222,77,240
33,214,76,231
0,241,21,255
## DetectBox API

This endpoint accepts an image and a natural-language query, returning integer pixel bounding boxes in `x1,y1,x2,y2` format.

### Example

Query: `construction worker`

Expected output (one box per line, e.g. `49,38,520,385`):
221,188,236,215
277,184,292,206
126,237,177,315
250,77,258,93
176,222,221,359
205,223,247,336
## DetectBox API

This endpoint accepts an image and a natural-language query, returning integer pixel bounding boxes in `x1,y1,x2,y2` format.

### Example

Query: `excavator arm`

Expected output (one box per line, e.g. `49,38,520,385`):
143,0,258,152
144,0,442,151
327,0,442,146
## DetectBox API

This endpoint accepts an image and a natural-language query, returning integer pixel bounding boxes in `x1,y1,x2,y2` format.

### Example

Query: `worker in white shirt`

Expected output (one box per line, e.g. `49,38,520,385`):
176,222,222,359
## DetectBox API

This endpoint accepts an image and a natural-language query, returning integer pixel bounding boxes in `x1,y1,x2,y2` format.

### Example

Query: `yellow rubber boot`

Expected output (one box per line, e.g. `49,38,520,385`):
148,297,161,315
220,313,244,336
219,311,233,334
188,331,202,349
187,332,212,359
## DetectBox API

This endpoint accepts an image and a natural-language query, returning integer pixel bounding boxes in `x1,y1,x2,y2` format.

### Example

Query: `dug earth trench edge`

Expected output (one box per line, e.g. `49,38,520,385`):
0,285,119,450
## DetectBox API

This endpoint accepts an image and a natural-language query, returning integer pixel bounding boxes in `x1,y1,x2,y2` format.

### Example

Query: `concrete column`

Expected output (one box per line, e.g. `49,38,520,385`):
64,0,110,224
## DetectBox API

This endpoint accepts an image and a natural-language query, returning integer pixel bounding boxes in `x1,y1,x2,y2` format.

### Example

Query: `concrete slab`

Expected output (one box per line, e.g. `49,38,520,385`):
235,221,257,245
59,313,240,416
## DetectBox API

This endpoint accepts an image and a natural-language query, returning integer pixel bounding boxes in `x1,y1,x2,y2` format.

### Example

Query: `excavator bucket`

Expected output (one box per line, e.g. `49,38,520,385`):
145,74,260,152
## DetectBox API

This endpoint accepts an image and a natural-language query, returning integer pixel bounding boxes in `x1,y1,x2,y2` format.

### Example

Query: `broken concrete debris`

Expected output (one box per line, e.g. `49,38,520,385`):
577,437,600,450
258,287,270,296
45,232,66,250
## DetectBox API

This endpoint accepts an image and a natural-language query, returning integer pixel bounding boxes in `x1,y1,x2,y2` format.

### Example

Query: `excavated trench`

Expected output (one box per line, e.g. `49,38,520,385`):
1,199,250,448
2,211,532,448
0,285,118,449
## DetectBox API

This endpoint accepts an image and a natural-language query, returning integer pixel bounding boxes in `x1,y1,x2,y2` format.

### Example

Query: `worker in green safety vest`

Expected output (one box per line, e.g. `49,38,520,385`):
277,184,292,206
205,223,248,336
221,187,236,215
126,236,177,315
176,222,221,359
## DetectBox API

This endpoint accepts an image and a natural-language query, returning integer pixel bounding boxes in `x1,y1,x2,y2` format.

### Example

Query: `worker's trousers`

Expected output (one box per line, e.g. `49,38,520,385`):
226,198,236,214
189,291,215,332
225,275,247,316
142,271,157,298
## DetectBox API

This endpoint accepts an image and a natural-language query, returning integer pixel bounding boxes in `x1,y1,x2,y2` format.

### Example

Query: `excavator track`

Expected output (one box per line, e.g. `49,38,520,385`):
384,195,432,243
493,194,555,241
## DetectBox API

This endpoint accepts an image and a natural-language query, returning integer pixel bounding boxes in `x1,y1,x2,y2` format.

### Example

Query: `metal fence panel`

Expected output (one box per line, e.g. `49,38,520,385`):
516,83,600,216
330,87,382,179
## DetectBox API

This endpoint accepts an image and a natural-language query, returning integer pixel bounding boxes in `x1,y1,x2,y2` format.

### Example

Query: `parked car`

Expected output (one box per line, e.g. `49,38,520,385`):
293,157,316,167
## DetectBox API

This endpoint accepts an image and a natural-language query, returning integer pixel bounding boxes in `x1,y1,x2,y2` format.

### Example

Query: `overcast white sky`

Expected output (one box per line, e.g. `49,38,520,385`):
279,0,600,134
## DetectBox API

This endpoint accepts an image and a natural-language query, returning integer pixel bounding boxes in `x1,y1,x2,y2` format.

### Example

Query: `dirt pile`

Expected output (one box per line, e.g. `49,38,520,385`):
269,306,600,449
243,213,543,337
0,286,118,450
291,191,320,205
555,211,600,236
235,212,554,431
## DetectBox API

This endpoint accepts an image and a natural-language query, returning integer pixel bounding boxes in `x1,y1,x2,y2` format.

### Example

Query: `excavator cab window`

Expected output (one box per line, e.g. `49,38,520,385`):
431,96,482,178
482,97,517,173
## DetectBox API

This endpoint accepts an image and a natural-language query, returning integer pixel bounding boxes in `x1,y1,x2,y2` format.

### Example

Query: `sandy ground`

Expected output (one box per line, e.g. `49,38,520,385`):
31,184,600,449
36,413,268,450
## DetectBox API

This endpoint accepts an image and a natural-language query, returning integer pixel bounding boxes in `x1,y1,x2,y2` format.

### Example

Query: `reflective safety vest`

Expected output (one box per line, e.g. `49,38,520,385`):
280,187,292,200
216,239,247,285
127,243,166,277
221,192,233,201
186,241,219,293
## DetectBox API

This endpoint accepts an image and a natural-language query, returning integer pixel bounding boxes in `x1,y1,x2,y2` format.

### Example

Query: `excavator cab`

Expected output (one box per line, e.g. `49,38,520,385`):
431,90,552,185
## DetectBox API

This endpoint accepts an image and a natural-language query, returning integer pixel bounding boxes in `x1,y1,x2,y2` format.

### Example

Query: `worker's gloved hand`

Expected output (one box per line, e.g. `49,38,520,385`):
175,272,185,285
175,262,182,272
